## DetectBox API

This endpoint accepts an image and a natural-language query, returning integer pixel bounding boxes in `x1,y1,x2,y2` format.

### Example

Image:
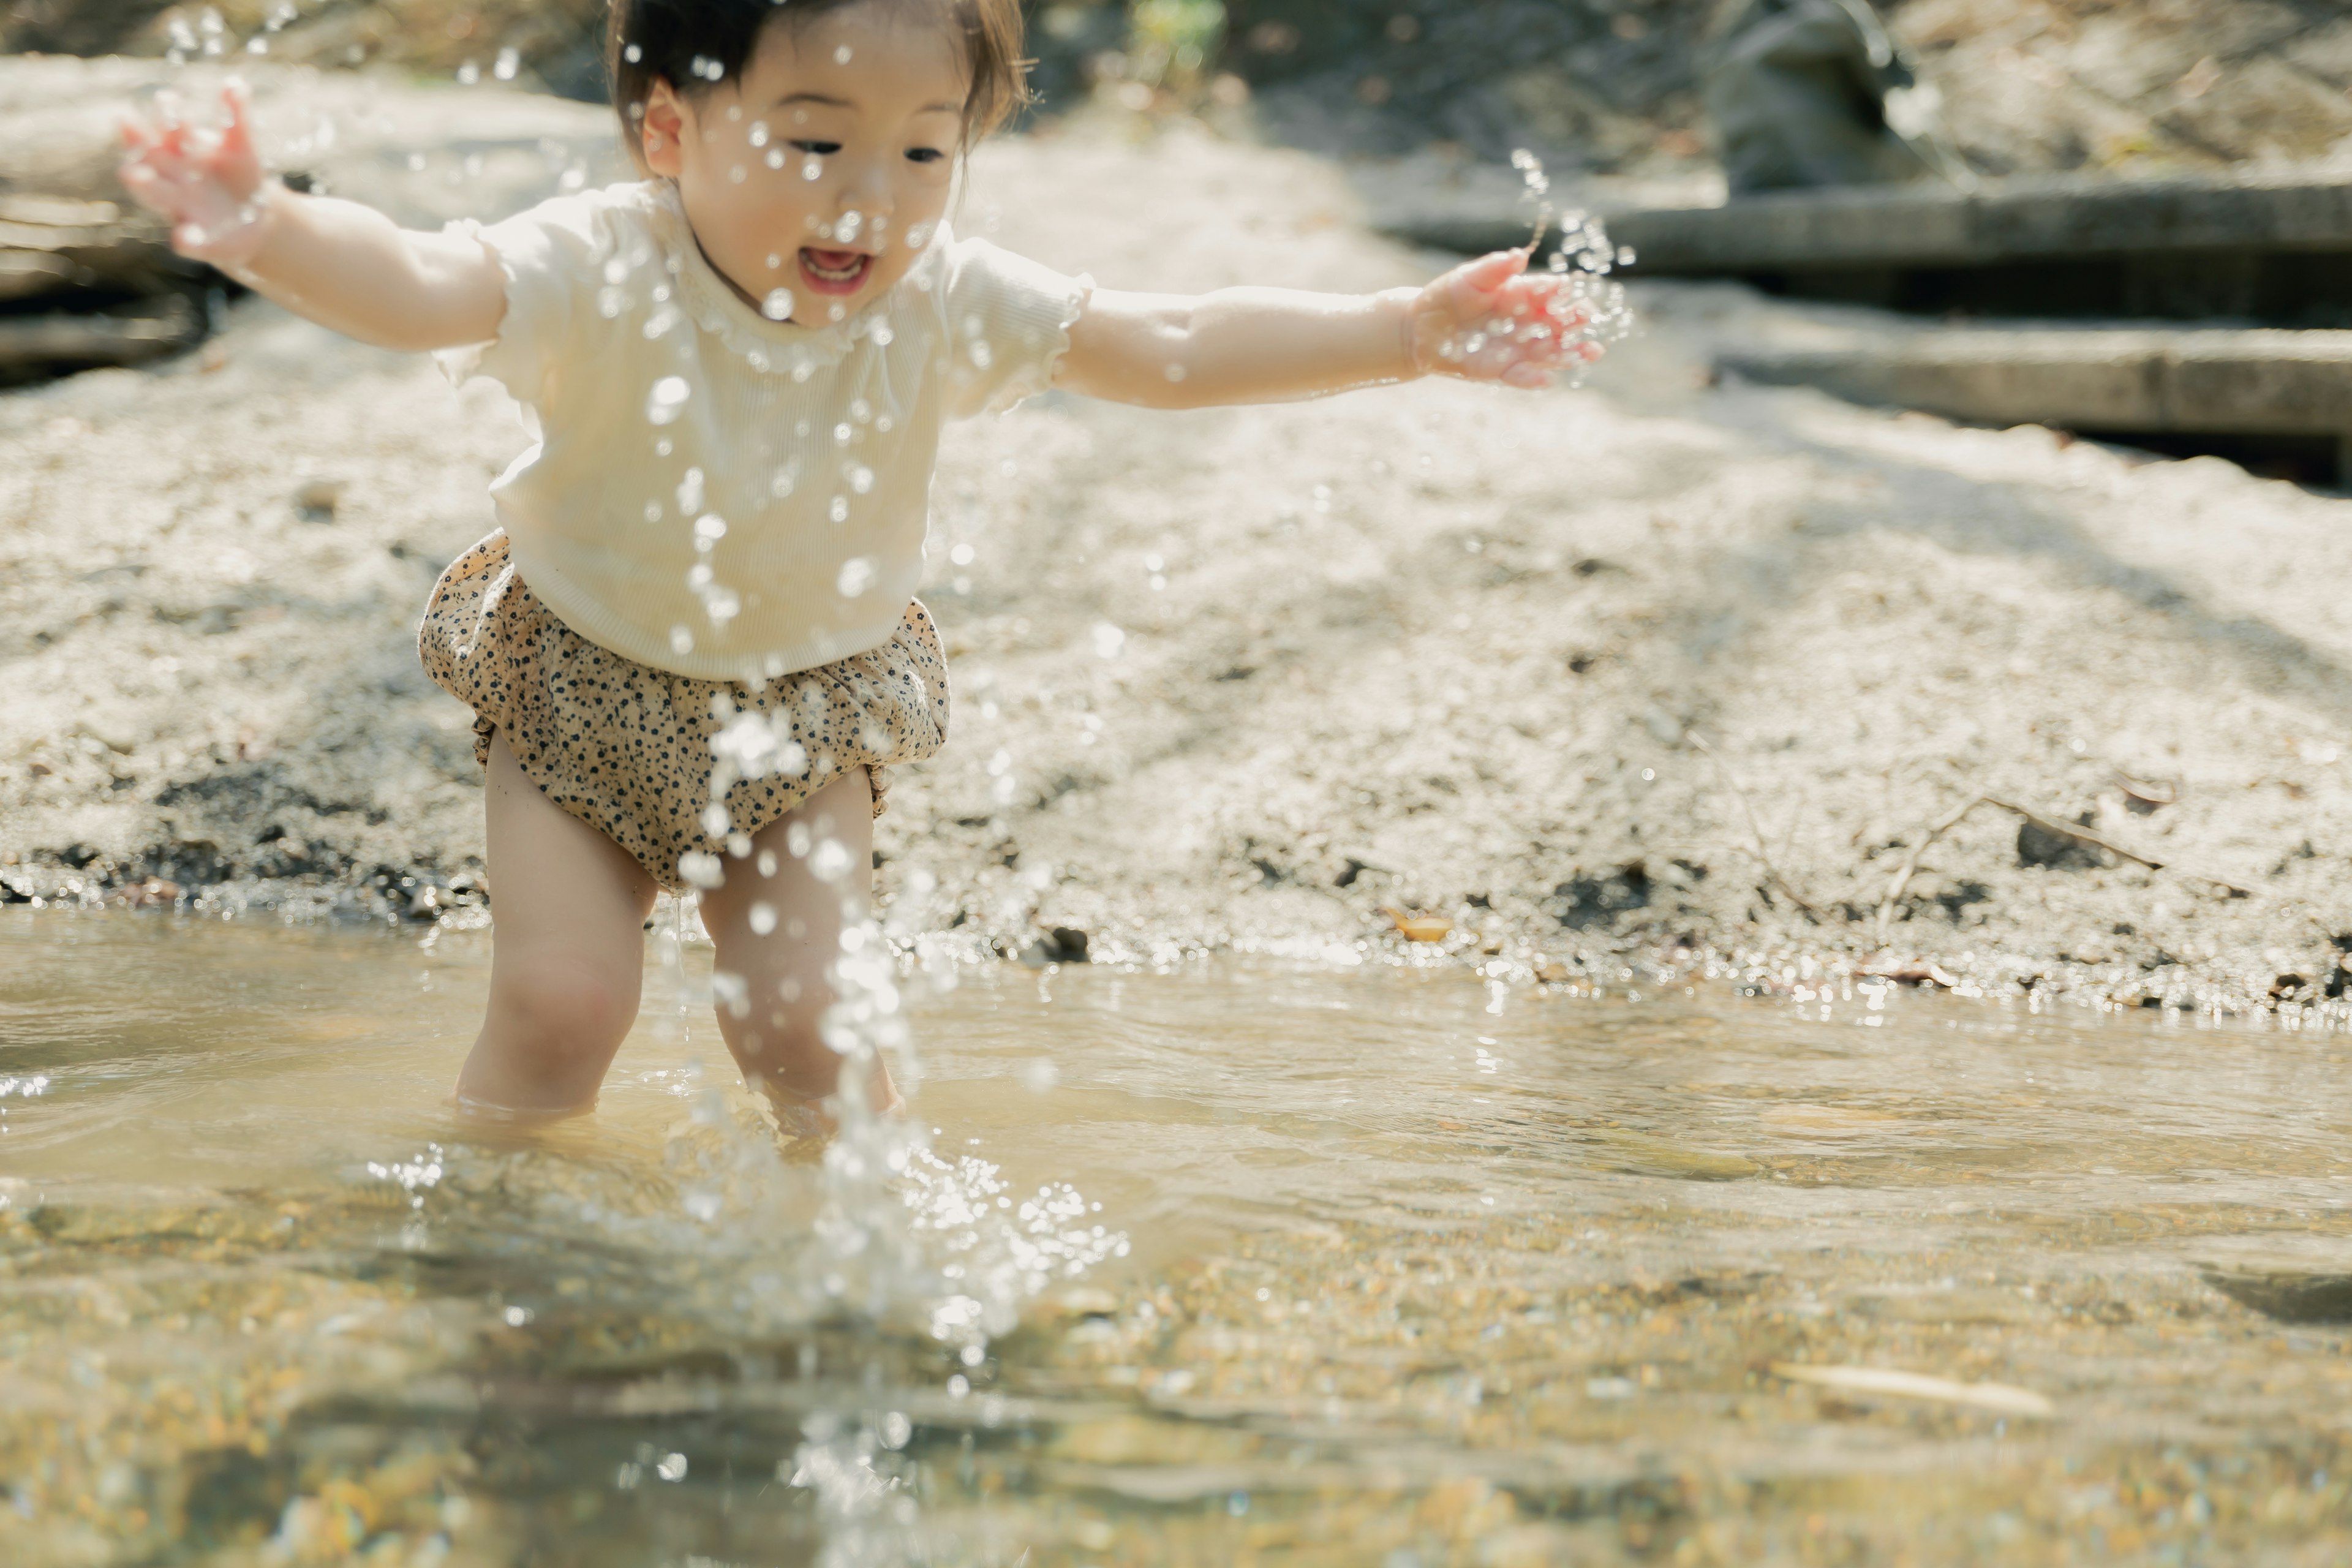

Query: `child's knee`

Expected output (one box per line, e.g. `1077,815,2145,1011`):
724,983,834,1066
496,952,639,1050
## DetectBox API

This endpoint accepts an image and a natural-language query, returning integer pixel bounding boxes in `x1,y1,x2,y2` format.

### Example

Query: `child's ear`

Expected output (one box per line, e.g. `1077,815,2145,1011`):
641,81,688,176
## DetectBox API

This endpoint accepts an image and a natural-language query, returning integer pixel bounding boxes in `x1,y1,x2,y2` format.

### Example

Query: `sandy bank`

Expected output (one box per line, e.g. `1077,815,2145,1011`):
2,61,2350,1020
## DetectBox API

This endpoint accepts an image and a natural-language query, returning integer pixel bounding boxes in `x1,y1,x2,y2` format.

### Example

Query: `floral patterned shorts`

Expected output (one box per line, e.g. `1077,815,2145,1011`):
418,530,949,892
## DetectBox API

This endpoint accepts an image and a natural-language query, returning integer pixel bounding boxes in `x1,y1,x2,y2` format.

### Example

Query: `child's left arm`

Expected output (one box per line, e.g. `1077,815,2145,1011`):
1054,249,1595,408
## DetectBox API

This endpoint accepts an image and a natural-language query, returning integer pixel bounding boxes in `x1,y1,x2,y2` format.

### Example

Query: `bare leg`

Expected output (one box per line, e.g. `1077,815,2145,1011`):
697,766,902,1120
454,731,658,1116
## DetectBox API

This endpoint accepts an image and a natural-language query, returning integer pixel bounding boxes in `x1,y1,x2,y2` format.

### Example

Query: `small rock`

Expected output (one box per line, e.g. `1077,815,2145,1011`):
2017,816,2103,869
1589,1128,1757,1181
1383,908,1451,943
75,718,135,753
2197,1242,2352,1323
1038,1286,1119,1322
1858,961,1960,989
1019,925,1090,966
294,478,346,520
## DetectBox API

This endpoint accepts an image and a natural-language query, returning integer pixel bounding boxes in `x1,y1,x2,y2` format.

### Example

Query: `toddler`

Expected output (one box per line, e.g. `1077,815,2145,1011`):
119,0,1598,1128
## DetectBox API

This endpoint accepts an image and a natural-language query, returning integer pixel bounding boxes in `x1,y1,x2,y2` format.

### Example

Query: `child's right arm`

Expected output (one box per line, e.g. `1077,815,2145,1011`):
119,85,505,353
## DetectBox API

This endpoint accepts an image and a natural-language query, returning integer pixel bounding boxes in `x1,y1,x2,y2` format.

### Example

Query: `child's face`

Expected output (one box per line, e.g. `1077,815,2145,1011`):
641,5,969,323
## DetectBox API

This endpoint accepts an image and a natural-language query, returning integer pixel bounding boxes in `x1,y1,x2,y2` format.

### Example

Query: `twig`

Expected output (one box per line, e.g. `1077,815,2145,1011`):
1687,734,1822,918
1980,796,2256,898
1874,793,1987,943
1983,796,2163,869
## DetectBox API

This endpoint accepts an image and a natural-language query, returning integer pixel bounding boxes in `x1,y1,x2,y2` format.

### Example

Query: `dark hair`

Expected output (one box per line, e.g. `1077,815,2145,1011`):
606,0,1030,160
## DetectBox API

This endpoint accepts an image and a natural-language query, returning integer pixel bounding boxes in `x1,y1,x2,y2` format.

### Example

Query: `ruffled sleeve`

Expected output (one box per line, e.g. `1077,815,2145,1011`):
434,187,628,409
931,233,1093,420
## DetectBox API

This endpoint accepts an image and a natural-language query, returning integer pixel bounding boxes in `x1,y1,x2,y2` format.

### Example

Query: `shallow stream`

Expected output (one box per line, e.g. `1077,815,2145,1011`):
4,908,2351,1566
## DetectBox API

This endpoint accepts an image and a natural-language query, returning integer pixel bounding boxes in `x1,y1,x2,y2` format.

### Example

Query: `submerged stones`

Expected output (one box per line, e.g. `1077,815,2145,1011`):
2198,1243,2352,1325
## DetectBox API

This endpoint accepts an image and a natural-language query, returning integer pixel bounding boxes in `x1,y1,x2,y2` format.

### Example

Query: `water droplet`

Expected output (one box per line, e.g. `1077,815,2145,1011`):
829,496,850,524
1091,622,1126,659
837,557,876,597
456,59,480,86
677,468,704,513
750,901,778,935
809,838,852,882
834,43,853,62
763,288,793,320
493,47,518,80
646,375,691,424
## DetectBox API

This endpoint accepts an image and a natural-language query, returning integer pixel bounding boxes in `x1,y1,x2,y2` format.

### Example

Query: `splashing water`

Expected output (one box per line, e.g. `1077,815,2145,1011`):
1435,148,1638,387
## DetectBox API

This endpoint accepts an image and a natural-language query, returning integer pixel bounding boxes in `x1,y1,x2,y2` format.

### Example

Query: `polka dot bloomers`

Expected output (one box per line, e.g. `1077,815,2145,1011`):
419,530,949,892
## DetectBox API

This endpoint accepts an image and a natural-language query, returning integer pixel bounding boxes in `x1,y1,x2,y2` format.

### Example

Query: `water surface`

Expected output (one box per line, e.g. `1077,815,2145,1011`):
4,908,2350,1565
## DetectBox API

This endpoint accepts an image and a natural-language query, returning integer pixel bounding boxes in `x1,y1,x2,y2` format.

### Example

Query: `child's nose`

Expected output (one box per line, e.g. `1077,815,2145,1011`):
837,156,897,219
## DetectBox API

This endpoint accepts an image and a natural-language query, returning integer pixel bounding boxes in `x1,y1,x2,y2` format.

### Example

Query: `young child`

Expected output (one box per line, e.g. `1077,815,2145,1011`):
118,0,1596,1128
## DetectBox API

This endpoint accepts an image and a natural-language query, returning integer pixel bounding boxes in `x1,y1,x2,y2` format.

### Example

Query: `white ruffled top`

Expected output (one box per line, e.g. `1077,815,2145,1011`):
438,181,1091,682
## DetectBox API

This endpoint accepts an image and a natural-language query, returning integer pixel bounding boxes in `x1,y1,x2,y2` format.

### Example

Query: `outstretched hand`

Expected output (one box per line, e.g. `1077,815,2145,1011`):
119,82,273,267
1406,248,1602,389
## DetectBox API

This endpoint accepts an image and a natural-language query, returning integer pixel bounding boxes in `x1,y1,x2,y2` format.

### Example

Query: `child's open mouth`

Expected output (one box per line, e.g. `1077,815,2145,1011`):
799,247,873,295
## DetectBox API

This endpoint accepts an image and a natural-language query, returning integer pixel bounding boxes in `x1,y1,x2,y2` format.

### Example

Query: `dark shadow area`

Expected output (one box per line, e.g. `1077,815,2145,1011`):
1739,250,2352,327
2074,428,2345,492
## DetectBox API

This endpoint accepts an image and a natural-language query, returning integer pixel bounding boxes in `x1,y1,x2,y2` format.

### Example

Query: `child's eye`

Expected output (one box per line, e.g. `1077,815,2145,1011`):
905,147,946,165
789,140,841,156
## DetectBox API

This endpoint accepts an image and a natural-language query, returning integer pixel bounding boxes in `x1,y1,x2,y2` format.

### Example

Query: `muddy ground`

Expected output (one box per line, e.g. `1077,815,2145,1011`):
2,58,2351,1020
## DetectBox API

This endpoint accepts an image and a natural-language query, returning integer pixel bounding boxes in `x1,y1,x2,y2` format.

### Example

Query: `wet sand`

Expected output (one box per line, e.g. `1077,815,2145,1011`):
2,62,2351,1018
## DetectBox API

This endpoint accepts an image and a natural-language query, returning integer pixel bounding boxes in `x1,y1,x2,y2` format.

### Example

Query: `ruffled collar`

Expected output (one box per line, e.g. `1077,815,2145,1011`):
641,180,904,377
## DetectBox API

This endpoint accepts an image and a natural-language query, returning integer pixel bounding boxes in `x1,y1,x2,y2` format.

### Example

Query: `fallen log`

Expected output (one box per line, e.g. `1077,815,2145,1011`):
0,295,203,383
0,192,212,307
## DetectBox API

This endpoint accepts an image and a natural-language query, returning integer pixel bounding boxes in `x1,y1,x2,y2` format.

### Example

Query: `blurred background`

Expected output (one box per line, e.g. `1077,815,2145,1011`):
10,0,2351,178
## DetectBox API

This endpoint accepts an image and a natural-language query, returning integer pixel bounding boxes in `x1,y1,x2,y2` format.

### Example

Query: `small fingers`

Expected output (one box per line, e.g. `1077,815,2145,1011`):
219,80,254,156
1439,249,1528,314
